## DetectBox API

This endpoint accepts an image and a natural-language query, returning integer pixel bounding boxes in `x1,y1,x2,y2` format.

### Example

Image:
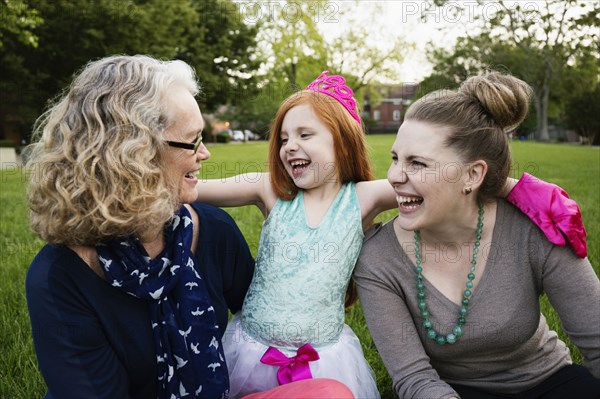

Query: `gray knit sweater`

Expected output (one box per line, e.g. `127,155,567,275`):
355,200,599,399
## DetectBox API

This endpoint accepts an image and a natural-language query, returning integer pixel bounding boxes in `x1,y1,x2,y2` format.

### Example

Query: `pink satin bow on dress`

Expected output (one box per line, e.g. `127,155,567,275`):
260,343,320,385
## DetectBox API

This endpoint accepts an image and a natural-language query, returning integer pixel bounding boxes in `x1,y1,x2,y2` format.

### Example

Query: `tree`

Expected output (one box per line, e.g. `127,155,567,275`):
421,0,600,140
254,0,329,88
565,85,600,144
416,36,542,135
561,51,600,144
0,0,44,141
0,0,43,50
211,1,330,135
325,8,408,93
229,0,410,133
1,0,198,140
178,0,262,112
0,0,263,142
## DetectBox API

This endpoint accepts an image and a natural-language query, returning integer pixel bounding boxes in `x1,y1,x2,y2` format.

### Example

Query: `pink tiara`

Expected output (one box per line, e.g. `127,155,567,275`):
306,71,361,124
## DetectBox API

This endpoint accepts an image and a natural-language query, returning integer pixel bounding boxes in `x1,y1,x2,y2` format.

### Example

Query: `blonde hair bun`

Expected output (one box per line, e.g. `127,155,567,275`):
459,71,533,132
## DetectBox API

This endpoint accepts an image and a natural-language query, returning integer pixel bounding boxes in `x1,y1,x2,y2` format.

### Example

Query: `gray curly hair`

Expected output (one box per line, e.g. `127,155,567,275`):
26,54,200,245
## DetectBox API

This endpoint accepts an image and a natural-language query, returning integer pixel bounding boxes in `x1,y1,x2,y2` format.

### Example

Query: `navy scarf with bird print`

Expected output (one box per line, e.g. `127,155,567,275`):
97,205,229,399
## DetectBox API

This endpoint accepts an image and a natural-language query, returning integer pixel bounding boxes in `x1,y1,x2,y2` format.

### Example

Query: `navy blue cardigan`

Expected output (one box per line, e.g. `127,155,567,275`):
26,203,255,399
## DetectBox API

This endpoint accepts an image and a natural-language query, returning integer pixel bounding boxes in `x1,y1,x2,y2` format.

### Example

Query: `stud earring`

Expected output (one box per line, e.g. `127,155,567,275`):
462,186,473,195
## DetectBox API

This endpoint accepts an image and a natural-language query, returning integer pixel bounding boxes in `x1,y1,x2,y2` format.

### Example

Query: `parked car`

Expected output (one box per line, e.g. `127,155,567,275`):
215,128,260,142
231,130,245,141
244,130,259,140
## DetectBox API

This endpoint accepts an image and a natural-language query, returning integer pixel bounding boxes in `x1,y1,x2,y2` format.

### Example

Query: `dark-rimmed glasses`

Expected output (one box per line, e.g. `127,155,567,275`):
165,132,203,152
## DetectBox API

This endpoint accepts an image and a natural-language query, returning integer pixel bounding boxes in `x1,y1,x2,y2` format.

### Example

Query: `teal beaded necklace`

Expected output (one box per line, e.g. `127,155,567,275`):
414,202,484,345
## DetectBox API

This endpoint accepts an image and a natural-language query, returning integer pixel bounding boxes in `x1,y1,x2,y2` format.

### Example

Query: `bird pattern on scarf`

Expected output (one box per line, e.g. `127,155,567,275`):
97,206,229,399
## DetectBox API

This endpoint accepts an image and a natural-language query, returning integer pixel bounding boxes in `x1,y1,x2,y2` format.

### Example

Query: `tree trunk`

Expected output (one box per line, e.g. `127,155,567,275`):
537,86,550,141
290,62,297,88
592,131,600,146
537,62,552,141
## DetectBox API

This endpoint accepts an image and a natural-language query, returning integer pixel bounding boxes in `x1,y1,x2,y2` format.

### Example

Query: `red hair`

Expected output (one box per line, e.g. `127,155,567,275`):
268,91,374,200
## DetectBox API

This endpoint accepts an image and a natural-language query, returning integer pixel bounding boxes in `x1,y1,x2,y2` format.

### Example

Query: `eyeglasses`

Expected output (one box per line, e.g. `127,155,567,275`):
165,132,203,152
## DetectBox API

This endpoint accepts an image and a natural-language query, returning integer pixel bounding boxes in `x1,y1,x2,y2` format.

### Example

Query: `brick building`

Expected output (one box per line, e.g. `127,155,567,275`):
363,84,419,134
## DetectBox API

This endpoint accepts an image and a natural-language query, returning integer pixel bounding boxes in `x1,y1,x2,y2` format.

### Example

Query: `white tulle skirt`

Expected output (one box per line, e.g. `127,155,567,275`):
222,314,380,399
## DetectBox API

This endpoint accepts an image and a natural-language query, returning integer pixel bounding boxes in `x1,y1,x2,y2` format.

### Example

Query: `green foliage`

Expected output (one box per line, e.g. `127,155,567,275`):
559,52,600,144
419,0,600,141
256,0,328,86
180,0,262,112
327,30,408,93
228,0,410,132
564,84,600,144
223,0,331,132
17,0,196,98
0,0,262,138
0,139,16,147
211,1,332,138
2,0,409,148
215,78,293,137
0,1,45,133
0,0,43,49
215,133,231,143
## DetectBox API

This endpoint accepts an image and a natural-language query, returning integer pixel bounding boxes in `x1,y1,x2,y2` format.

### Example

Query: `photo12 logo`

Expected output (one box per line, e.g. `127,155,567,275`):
203,1,341,24
399,1,541,23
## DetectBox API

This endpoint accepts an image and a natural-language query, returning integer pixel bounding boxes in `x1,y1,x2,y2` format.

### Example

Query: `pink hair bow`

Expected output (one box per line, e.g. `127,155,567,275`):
260,343,320,385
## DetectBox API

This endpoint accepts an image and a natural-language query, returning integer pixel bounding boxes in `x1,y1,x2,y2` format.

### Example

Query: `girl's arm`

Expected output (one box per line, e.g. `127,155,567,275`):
195,172,277,217
356,179,397,230
357,174,587,257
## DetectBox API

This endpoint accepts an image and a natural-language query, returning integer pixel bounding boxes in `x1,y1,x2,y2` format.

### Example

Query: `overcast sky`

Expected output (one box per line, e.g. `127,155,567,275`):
315,0,467,82
235,1,596,83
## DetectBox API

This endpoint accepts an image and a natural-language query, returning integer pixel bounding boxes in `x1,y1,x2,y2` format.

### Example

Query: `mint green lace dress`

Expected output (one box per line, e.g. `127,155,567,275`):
223,183,380,398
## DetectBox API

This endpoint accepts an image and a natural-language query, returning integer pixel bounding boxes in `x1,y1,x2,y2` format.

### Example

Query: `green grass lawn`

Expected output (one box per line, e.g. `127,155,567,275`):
1,138,598,398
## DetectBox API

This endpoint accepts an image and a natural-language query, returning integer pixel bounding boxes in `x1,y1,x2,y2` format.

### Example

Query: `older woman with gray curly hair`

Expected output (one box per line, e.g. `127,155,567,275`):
25,55,353,399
